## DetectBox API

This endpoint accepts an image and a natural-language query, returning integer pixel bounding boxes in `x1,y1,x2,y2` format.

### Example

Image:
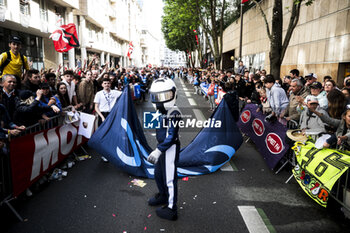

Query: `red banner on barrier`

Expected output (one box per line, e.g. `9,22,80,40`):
10,122,86,197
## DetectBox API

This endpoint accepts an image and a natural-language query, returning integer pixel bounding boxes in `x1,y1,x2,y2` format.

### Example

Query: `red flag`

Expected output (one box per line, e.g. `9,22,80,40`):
193,29,199,45
127,41,134,59
50,23,79,53
242,0,249,3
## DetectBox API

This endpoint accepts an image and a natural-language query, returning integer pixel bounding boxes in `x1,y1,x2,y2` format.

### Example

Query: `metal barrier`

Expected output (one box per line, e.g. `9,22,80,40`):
0,107,77,221
241,116,350,217
330,169,350,215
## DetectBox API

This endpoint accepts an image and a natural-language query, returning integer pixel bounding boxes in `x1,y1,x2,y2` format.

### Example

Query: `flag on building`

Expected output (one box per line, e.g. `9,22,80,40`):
127,41,134,59
193,29,199,45
50,23,80,52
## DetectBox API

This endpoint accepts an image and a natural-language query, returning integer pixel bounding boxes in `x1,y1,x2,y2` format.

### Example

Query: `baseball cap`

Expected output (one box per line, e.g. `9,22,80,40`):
307,96,319,104
310,81,322,89
306,73,317,80
9,35,22,44
345,79,350,86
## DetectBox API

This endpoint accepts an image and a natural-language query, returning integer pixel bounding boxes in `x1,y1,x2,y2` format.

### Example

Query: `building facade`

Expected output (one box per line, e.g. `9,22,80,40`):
222,0,350,85
0,0,161,71
162,47,186,67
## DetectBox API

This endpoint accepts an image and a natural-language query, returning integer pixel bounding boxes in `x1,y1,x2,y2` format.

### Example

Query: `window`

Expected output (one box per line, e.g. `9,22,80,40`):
39,0,48,32
0,0,6,6
20,0,30,15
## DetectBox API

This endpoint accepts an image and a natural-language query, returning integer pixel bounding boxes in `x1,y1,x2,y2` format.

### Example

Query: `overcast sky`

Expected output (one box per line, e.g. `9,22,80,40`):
142,0,164,40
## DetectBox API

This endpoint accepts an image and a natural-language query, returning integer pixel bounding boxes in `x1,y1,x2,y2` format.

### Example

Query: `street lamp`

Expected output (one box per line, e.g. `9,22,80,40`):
230,56,235,71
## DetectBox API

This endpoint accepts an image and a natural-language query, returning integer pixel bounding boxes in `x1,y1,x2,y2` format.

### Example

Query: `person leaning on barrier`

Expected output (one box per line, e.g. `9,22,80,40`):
0,74,21,121
280,78,310,122
13,89,60,127
307,104,350,149
299,97,327,135
37,83,61,120
55,82,72,110
0,103,25,138
264,74,289,119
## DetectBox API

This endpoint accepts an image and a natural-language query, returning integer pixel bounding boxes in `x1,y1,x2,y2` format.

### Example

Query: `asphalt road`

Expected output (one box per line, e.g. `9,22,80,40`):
2,76,350,233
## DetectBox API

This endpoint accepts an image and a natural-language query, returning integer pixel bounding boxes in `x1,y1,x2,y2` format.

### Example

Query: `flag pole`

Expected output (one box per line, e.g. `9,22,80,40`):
239,2,243,61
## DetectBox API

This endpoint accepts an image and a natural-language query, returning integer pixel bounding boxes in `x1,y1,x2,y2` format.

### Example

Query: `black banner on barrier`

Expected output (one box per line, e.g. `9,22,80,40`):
237,104,289,169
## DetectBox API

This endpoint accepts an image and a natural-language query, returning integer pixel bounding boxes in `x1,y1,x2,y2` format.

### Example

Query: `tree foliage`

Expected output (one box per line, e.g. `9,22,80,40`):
162,0,237,68
161,0,200,66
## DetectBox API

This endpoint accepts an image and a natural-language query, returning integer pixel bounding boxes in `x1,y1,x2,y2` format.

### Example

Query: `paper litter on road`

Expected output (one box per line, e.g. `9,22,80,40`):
112,213,116,217
77,155,91,161
160,229,165,232
147,214,152,218
131,179,147,187
213,201,216,204
144,226,147,230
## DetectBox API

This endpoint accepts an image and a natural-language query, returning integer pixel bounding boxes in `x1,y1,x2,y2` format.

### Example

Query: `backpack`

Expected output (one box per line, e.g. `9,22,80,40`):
0,51,25,76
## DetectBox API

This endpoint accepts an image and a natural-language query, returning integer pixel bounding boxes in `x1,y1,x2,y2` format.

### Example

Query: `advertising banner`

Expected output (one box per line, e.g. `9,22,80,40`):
10,122,86,197
237,104,289,169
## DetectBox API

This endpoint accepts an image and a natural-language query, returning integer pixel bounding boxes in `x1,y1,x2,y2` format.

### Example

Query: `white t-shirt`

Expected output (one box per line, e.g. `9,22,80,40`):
94,89,122,112
62,79,76,103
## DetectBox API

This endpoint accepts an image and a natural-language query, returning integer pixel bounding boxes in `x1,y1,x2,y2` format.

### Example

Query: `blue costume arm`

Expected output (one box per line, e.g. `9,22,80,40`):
157,111,181,152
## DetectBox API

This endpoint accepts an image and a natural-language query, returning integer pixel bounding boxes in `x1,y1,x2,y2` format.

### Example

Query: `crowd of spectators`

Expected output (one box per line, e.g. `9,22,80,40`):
2,35,350,152
0,36,170,146
185,62,350,150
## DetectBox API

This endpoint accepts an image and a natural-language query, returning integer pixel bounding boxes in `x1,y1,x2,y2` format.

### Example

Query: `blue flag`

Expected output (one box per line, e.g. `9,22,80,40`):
88,87,243,178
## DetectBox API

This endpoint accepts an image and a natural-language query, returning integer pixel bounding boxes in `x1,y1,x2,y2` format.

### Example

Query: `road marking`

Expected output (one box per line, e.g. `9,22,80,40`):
238,206,270,233
193,109,206,122
256,208,277,233
220,160,238,171
229,160,239,171
184,92,192,97
220,162,234,171
188,98,197,106
183,88,188,91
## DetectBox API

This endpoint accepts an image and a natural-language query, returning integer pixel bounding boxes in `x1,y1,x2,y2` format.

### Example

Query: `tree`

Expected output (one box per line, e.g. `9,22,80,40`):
253,0,314,78
162,0,237,68
193,0,227,69
162,0,200,67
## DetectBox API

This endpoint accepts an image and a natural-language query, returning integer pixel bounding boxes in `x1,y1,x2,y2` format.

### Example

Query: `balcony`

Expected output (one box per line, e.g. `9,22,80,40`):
50,0,79,9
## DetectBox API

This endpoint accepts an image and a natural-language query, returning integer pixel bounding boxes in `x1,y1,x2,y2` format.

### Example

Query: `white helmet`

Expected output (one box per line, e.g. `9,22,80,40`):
149,77,177,111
